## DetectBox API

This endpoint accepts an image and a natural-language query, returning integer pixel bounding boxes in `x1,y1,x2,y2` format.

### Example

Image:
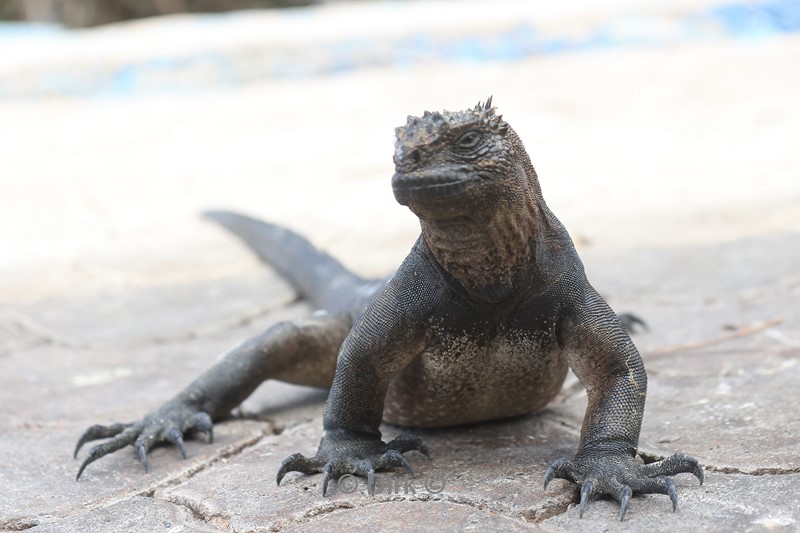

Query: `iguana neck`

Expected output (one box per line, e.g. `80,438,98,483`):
420,187,544,302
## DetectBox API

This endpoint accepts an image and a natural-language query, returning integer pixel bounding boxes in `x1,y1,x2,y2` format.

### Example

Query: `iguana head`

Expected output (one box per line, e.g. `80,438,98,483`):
392,97,534,220
391,99,556,300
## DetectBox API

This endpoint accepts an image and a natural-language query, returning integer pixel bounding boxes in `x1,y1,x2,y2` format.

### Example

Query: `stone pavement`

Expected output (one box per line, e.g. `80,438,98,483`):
1,1,799,531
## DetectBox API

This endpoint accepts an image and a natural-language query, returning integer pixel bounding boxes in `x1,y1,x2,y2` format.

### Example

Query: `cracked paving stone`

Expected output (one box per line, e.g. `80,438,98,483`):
643,348,799,473
1,328,265,426
0,276,322,529
27,495,226,533
1,298,315,427
540,472,800,532
552,234,800,473
0,419,267,529
581,234,800,351
281,500,537,532
3,269,294,348
0,316,299,528
550,346,800,473
157,414,579,531
0,318,47,358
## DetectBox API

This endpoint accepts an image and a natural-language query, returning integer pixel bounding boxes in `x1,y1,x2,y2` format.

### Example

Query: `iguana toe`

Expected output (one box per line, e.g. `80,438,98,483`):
544,452,701,520
640,453,704,484
276,453,323,486
74,400,214,480
277,431,428,495
387,433,429,457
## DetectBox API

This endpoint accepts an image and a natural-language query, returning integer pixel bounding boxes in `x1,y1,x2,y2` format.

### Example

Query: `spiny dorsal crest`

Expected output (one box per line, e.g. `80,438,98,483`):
395,96,507,145
475,95,493,111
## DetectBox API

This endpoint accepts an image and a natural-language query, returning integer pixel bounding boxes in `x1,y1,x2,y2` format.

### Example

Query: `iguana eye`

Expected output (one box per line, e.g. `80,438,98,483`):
454,131,482,151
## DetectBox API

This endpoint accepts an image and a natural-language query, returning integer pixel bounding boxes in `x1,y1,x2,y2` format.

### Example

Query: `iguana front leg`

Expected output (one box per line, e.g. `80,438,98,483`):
75,312,350,479
545,286,703,520
277,281,429,495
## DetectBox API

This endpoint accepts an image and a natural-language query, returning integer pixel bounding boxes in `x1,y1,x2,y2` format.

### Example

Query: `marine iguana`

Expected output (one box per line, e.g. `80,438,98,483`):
74,98,701,520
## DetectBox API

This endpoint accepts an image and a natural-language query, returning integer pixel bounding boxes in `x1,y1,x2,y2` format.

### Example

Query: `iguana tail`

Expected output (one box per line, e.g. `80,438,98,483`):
203,211,370,314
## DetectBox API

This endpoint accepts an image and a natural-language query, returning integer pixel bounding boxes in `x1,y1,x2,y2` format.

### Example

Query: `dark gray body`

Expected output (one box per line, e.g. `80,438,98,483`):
351,235,571,428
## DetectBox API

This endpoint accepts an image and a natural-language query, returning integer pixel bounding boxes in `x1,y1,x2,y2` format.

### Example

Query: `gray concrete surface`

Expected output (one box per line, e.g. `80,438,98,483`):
1,1,799,531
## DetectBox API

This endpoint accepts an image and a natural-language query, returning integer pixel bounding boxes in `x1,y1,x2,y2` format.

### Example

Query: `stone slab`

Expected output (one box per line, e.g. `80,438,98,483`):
540,472,800,532
0,420,267,529
551,347,800,473
581,233,800,352
28,496,224,533
0,300,320,529
0,318,47,358
282,500,537,532
3,269,294,348
551,233,800,473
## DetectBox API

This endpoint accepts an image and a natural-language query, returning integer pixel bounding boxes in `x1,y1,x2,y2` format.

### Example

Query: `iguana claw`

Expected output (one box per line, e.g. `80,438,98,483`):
277,432,427,496
579,481,592,518
544,452,702,520
74,398,214,480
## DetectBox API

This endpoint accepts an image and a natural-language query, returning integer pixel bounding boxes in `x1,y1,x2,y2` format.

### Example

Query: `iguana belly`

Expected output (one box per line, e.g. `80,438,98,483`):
382,327,568,427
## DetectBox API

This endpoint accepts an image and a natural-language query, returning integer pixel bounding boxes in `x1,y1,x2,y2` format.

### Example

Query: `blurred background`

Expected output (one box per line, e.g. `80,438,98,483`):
1,0,798,313
1,1,321,27
2,4,800,528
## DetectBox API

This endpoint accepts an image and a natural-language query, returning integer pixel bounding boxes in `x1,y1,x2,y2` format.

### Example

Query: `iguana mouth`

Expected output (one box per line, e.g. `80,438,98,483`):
392,172,480,205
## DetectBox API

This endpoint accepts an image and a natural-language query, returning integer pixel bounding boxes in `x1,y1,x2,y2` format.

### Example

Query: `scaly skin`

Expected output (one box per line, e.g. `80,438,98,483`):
75,99,701,520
